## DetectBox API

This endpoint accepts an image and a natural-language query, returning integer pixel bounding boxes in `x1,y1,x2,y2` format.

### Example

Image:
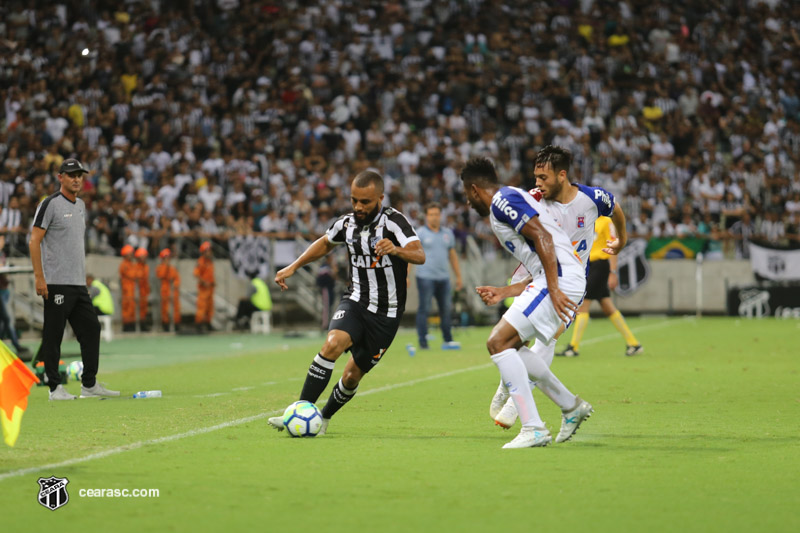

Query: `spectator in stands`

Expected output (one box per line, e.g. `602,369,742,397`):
759,209,787,245
729,212,757,259
0,0,798,270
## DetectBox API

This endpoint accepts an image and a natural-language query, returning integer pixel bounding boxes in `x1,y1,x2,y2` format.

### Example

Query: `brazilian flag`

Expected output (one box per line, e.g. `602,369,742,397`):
645,238,707,259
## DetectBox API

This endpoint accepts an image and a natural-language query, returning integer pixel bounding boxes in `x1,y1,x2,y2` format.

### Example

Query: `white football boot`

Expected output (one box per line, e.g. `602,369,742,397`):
267,415,285,431
317,418,330,436
502,426,552,449
556,397,594,443
489,380,509,420
494,397,519,429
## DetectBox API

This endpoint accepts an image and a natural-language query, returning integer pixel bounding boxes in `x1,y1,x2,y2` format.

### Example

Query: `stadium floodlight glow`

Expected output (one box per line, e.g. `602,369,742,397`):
82,48,90,56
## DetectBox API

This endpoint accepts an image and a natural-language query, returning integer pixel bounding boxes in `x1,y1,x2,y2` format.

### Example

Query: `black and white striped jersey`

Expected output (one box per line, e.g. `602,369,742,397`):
326,207,420,318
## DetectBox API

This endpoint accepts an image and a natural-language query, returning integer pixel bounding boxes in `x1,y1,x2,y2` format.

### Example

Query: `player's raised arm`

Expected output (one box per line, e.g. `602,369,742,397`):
519,217,578,323
275,235,337,290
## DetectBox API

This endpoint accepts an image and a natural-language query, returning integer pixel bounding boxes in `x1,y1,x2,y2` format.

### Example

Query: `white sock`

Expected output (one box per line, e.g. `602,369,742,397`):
527,338,558,393
537,338,557,368
491,349,544,428
518,345,577,410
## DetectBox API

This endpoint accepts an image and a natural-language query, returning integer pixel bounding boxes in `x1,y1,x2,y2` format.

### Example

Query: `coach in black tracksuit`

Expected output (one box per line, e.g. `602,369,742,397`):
30,159,119,400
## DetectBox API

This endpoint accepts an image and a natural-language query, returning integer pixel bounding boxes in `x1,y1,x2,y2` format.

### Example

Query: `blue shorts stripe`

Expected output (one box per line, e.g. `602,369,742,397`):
564,291,586,330
522,288,549,317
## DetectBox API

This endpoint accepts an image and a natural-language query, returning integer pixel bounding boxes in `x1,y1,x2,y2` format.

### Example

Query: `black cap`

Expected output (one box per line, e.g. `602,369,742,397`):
59,158,88,174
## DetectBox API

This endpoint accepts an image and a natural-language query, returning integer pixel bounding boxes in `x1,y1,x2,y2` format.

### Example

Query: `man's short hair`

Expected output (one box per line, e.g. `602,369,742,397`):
424,202,442,213
352,170,384,194
534,145,573,175
460,157,499,188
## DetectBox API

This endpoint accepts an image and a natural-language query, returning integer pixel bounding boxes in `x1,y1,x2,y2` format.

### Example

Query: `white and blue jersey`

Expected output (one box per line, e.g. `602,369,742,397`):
490,186,584,282
545,184,615,266
511,184,616,283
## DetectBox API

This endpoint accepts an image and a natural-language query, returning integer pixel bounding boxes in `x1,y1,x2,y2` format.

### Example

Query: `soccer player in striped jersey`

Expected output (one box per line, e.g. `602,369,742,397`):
477,145,629,432
462,157,589,449
268,171,425,435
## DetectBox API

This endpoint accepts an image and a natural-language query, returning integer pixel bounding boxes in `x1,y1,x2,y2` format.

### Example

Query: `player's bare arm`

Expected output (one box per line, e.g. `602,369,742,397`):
29,225,48,299
603,203,628,255
374,238,425,265
275,235,337,290
476,275,532,306
520,216,578,323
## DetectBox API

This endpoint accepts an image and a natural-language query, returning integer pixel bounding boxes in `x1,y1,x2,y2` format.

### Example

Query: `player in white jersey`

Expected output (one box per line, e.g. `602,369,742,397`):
461,156,591,449
477,146,628,434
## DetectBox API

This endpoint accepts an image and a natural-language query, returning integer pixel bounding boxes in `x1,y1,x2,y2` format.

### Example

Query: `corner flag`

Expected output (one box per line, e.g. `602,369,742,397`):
0,341,39,447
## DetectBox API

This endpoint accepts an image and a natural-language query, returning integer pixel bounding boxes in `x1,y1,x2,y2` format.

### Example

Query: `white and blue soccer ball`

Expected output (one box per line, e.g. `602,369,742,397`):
67,360,84,382
282,401,323,437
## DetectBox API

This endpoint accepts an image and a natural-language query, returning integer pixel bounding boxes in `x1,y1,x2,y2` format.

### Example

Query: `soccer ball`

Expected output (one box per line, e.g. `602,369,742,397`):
282,401,323,437
67,360,84,382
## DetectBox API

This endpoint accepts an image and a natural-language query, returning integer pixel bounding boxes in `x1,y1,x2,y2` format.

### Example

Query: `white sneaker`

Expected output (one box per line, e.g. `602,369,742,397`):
489,381,509,419
80,383,120,398
267,415,285,431
502,426,552,449
494,397,518,429
556,397,593,443
317,418,330,436
49,385,76,401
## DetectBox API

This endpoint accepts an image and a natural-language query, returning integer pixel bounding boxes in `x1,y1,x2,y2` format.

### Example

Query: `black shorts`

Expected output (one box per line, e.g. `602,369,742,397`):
585,259,611,300
329,299,401,374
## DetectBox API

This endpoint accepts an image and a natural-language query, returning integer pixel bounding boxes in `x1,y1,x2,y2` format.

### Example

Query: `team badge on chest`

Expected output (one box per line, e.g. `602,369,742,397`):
577,216,585,228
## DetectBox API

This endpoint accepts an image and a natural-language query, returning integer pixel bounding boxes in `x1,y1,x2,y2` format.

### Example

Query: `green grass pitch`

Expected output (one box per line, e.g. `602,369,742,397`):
1,317,798,532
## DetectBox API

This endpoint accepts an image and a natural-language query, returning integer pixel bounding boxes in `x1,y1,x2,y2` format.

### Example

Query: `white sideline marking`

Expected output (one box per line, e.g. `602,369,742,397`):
0,363,491,482
1,318,683,482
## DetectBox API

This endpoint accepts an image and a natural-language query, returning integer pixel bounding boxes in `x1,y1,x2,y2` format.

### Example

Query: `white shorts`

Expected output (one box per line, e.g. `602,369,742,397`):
503,274,586,344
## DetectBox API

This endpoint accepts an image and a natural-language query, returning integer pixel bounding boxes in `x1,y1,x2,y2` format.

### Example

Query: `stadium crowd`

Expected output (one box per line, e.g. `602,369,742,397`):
1,0,800,262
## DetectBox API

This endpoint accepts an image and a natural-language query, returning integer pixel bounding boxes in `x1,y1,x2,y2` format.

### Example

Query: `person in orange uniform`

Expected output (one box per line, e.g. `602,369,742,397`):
134,247,151,331
156,248,181,332
119,245,137,332
194,241,215,332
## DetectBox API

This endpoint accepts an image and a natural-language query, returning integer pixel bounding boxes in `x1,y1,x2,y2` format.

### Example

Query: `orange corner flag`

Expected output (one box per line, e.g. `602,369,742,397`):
0,341,39,447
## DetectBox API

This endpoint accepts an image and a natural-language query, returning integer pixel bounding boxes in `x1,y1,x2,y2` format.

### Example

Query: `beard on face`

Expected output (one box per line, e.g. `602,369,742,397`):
543,180,563,200
354,203,381,225
468,197,490,217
